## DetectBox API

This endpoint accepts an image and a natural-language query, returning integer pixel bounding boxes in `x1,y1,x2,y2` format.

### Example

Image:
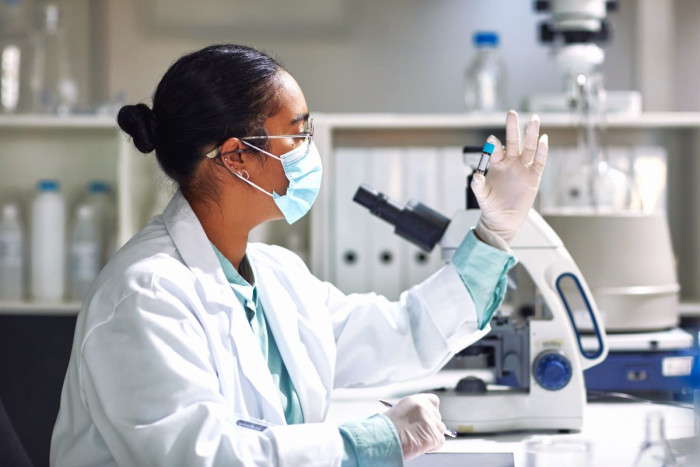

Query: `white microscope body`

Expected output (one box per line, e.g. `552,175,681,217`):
437,209,609,433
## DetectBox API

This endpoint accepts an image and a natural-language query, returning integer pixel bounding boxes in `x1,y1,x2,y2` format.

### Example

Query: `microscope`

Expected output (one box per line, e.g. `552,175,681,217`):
526,0,641,114
354,182,608,433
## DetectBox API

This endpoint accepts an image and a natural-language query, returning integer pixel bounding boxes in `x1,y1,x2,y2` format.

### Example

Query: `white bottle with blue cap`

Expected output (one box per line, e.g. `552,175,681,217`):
30,179,66,301
464,31,508,112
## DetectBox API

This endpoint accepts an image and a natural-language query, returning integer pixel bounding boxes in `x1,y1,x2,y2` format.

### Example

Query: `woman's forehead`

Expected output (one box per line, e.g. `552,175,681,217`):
275,71,308,121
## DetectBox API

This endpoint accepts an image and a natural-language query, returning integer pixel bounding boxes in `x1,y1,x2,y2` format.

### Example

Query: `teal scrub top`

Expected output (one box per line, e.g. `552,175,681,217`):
212,245,304,425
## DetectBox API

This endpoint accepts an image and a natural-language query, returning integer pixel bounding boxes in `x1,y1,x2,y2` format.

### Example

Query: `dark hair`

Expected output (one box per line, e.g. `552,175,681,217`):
117,44,284,196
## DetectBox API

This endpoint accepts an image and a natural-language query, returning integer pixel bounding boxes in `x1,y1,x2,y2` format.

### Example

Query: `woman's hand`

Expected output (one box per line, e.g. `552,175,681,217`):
471,110,549,249
382,393,446,461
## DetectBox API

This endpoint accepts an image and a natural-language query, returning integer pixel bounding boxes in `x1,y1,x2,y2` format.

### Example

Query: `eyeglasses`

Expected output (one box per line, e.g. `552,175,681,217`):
241,117,314,143
206,118,313,159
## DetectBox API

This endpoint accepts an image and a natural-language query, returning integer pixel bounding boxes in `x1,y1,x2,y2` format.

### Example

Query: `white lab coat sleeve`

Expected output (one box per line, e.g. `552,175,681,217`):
77,276,344,467
324,263,490,388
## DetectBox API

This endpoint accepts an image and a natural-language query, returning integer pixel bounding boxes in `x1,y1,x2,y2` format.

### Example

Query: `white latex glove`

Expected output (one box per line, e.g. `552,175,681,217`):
472,110,549,249
382,393,446,461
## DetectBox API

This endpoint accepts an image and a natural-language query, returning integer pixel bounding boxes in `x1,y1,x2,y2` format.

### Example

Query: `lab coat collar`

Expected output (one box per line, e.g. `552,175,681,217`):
161,191,286,425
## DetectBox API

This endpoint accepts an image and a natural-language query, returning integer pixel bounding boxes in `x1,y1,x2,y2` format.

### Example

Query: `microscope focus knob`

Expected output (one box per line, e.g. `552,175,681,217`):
533,351,572,391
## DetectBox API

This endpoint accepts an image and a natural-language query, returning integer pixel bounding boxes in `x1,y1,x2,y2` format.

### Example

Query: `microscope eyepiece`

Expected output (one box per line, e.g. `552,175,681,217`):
353,184,450,253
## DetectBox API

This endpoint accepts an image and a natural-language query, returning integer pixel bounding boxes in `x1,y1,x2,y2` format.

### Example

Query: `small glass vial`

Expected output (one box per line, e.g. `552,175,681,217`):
632,412,677,467
475,142,495,174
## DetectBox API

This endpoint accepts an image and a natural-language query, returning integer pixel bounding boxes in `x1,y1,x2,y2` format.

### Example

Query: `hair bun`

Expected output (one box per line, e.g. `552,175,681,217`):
117,103,157,153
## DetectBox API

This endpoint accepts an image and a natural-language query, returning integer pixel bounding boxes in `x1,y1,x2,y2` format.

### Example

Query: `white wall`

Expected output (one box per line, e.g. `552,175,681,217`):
101,0,639,113
675,0,700,111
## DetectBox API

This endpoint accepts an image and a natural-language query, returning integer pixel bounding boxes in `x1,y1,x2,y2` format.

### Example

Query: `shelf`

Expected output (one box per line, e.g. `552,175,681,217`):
0,301,81,316
0,113,118,129
315,111,700,129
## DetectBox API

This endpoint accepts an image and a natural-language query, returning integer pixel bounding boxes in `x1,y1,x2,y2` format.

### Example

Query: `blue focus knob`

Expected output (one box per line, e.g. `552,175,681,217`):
533,351,572,391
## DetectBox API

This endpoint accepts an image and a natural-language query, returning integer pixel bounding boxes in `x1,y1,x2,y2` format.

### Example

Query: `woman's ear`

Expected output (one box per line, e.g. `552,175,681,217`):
218,137,247,172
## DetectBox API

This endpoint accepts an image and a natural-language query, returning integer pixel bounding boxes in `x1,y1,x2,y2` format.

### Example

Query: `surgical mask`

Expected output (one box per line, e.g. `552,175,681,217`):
232,140,323,224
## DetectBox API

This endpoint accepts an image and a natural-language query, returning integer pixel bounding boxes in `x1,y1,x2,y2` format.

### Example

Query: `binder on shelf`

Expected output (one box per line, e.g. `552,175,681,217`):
333,148,370,295
440,146,469,220
404,148,444,287
367,148,403,301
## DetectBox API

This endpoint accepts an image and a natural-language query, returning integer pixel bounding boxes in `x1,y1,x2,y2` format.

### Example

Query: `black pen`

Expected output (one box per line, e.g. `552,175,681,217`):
378,399,458,438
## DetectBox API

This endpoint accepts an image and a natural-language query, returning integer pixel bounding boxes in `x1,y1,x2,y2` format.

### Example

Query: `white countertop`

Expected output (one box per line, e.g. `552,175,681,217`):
327,371,696,466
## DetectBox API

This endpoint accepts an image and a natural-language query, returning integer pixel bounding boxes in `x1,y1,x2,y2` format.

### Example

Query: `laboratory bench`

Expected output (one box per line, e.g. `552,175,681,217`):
327,370,697,467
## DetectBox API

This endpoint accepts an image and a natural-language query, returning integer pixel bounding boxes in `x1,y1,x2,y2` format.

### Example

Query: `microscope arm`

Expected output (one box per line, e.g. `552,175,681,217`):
441,208,609,371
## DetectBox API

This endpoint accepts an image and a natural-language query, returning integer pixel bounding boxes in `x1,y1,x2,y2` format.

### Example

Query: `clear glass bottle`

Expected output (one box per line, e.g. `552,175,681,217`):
633,412,677,467
540,44,641,212
0,0,31,113
69,203,100,301
464,31,508,112
30,2,77,114
0,203,25,300
84,180,115,264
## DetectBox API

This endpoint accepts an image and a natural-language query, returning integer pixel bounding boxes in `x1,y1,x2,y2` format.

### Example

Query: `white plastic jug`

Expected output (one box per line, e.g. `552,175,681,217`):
30,179,66,301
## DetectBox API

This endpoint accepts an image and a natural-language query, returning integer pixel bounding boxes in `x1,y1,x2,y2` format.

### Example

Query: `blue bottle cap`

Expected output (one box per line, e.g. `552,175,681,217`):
474,31,499,47
37,179,59,191
482,142,495,154
88,180,109,193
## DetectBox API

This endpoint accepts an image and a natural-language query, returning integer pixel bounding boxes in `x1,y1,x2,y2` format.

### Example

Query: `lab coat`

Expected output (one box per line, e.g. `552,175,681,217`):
50,191,489,467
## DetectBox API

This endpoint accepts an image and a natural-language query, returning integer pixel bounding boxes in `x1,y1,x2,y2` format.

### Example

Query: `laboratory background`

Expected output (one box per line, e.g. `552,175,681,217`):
1,0,699,465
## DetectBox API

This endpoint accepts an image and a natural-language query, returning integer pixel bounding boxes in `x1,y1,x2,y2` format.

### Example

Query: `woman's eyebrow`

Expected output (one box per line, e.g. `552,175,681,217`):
290,112,309,125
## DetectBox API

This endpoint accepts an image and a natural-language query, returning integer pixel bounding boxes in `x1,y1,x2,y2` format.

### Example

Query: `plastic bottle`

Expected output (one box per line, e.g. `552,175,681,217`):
464,31,508,112
84,180,115,264
69,203,100,301
30,179,66,301
632,412,677,467
30,2,77,114
0,203,25,300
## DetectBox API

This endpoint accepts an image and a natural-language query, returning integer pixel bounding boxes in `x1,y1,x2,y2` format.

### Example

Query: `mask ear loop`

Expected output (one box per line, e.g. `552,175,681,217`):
230,167,274,197
210,144,274,197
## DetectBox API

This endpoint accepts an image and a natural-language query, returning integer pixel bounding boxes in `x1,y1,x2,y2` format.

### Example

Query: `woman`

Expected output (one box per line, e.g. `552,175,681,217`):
51,44,547,466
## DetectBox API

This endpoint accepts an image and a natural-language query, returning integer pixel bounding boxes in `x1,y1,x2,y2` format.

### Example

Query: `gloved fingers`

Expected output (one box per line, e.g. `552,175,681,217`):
426,420,447,450
487,134,505,164
521,114,541,165
470,172,488,202
414,395,441,422
421,393,440,409
400,430,422,461
531,134,549,176
504,110,520,159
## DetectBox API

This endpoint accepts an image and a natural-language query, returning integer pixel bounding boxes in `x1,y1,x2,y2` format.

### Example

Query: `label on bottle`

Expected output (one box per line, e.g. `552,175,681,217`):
70,242,99,281
0,230,22,267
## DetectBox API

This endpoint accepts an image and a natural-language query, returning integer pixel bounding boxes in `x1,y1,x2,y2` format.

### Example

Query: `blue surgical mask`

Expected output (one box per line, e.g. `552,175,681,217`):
232,140,323,224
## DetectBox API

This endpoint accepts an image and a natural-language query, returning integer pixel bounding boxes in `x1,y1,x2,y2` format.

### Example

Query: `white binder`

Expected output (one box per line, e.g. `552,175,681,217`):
367,148,404,300
333,148,370,294
440,146,469,220
404,147,444,288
